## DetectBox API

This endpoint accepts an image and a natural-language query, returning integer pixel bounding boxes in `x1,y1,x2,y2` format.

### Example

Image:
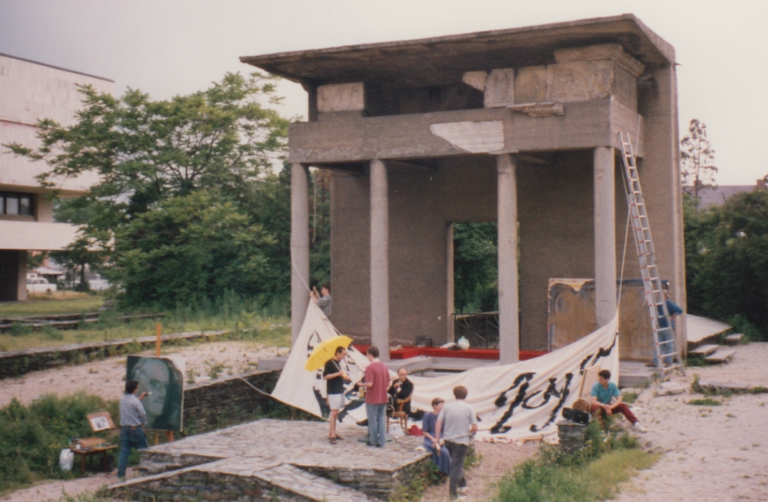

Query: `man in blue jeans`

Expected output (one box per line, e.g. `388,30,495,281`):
117,380,148,479
360,346,389,447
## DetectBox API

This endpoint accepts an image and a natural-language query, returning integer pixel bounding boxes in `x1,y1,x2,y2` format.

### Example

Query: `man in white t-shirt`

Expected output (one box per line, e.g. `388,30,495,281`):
436,385,477,500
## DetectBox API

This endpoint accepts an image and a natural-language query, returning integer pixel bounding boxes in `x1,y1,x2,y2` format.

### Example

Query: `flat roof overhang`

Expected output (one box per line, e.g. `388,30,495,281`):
0,221,81,251
241,14,674,89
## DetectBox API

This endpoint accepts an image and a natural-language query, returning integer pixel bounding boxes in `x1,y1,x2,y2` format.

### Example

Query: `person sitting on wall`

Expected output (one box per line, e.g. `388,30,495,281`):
387,367,414,416
311,283,332,319
420,397,451,477
590,369,646,432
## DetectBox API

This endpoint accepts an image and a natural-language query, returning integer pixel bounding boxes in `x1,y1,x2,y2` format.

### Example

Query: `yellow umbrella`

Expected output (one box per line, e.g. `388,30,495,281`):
304,335,354,372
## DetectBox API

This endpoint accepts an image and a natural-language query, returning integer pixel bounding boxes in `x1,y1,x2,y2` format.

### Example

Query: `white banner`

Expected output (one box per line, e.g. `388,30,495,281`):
272,300,619,440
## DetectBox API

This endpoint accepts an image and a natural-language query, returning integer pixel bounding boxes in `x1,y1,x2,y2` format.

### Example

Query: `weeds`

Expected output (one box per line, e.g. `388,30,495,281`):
688,398,722,406
0,393,119,495
493,421,656,502
621,391,640,404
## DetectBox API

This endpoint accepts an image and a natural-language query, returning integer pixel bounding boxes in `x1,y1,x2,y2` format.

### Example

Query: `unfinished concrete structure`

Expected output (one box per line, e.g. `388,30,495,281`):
0,54,113,301
242,15,685,363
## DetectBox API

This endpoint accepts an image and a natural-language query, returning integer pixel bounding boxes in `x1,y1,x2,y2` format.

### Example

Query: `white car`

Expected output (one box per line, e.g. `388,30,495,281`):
27,277,57,294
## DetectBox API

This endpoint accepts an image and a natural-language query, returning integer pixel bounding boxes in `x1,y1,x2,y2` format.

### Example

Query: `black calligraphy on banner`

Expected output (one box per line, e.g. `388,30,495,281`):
491,373,535,434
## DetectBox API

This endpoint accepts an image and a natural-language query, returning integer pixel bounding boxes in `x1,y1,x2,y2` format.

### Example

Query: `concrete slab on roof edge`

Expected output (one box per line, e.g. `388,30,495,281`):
240,14,675,88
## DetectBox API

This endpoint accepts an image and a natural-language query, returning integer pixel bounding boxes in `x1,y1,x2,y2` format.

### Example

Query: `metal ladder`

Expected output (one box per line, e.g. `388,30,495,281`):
618,132,685,376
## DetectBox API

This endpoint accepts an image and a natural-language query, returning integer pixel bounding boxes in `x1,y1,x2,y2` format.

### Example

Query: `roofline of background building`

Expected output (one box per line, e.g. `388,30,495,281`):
0,52,114,83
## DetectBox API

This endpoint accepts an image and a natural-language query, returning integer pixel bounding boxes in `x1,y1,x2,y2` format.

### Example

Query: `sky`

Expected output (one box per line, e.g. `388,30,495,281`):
1,0,766,185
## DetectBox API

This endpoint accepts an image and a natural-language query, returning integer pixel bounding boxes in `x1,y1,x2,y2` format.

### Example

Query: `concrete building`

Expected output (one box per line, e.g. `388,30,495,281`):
0,53,113,301
242,14,685,363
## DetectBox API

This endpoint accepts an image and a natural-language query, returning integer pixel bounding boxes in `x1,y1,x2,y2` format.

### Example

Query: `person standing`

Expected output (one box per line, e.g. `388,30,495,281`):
436,386,477,500
652,288,684,366
323,346,349,444
421,397,451,476
360,346,389,447
117,380,148,479
311,283,332,319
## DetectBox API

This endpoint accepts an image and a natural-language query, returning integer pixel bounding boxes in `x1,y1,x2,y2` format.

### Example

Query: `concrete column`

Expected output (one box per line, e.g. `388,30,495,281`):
497,154,519,364
0,250,27,302
370,159,390,361
594,147,617,327
291,163,310,344
446,223,455,344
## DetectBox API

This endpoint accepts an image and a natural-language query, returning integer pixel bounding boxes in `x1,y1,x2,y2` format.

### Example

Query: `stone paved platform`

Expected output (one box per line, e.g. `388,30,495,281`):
110,420,432,501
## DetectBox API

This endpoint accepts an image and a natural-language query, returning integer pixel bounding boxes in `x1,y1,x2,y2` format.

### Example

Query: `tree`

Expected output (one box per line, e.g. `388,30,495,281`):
680,118,717,204
50,235,106,292
5,73,290,307
686,190,768,340
114,190,275,308
453,222,498,313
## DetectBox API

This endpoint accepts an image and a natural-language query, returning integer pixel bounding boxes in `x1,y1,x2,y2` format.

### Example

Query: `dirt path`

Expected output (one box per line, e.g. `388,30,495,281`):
614,342,768,501
0,340,288,408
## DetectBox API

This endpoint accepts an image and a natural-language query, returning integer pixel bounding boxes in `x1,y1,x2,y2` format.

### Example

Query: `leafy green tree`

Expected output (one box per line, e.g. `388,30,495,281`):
50,235,107,292
680,118,717,204
687,190,768,340
453,222,498,312
5,73,290,307
114,190,275,308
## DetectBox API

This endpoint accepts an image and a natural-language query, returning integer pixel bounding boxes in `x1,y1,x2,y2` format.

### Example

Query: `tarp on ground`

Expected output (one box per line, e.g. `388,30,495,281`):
271,300,620,441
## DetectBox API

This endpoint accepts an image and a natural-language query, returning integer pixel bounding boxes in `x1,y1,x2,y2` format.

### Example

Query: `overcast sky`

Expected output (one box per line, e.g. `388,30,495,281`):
1,0,766,184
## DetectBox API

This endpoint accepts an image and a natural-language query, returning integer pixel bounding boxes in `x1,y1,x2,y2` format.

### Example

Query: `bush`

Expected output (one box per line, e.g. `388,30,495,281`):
0,393,119,494
492,421,652,502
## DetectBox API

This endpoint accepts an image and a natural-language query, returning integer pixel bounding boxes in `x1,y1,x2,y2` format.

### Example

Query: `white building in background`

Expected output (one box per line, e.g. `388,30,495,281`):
0,53,113,301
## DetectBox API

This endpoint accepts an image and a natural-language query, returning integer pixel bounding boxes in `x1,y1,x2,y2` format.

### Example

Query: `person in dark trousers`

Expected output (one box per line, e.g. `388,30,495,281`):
652,288,684,366
590,369,647,432
421,397,451,476
387,367,414,415
323,346,349,444
360,346,389,447
117,380,148,479
436,385,477,500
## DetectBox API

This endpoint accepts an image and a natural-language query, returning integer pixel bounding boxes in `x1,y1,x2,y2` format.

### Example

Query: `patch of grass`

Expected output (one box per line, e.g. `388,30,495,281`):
686,354,706,367
0,393,119,495
0,295,103,318
749,386,768,395
390,462,441,502
207,363,224,380
0,296,291,353
491,420,656,502
8,322,32,337
688,398,722,406
621,391,640,404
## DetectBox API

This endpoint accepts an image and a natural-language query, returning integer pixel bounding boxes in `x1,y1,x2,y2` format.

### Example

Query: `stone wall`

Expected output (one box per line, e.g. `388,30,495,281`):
181,370,281,435
0,330,227,380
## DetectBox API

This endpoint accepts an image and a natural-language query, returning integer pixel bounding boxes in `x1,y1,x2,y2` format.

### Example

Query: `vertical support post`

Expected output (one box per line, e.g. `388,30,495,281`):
370,159,390,361
291,163,310,345
497,154,519,364
594,147,617,327
155,324,161,356
446,223,455,344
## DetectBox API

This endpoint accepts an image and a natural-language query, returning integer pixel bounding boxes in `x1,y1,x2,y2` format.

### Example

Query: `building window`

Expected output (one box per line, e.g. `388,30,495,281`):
0,192,34,216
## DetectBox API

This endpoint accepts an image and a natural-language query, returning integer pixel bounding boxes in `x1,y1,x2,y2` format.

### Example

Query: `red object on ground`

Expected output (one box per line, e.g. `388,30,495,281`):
351,344,547,361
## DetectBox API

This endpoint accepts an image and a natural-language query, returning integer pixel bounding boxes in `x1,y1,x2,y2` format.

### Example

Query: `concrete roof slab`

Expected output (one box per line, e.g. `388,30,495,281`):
241,14,674,88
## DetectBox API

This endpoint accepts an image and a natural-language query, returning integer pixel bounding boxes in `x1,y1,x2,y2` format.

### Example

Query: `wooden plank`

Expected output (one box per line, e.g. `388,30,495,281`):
689,344,719,357
705,349,735,364
724,334,744,345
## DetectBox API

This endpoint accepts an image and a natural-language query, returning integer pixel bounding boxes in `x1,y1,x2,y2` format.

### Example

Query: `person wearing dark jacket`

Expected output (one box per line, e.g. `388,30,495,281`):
387,367,414,415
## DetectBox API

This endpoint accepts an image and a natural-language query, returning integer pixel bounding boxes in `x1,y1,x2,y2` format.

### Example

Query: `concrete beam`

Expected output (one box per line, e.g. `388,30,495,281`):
288,101,644,164
291,164,310,344
497,154,520,364
594,147,617,327
370,159,390,361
